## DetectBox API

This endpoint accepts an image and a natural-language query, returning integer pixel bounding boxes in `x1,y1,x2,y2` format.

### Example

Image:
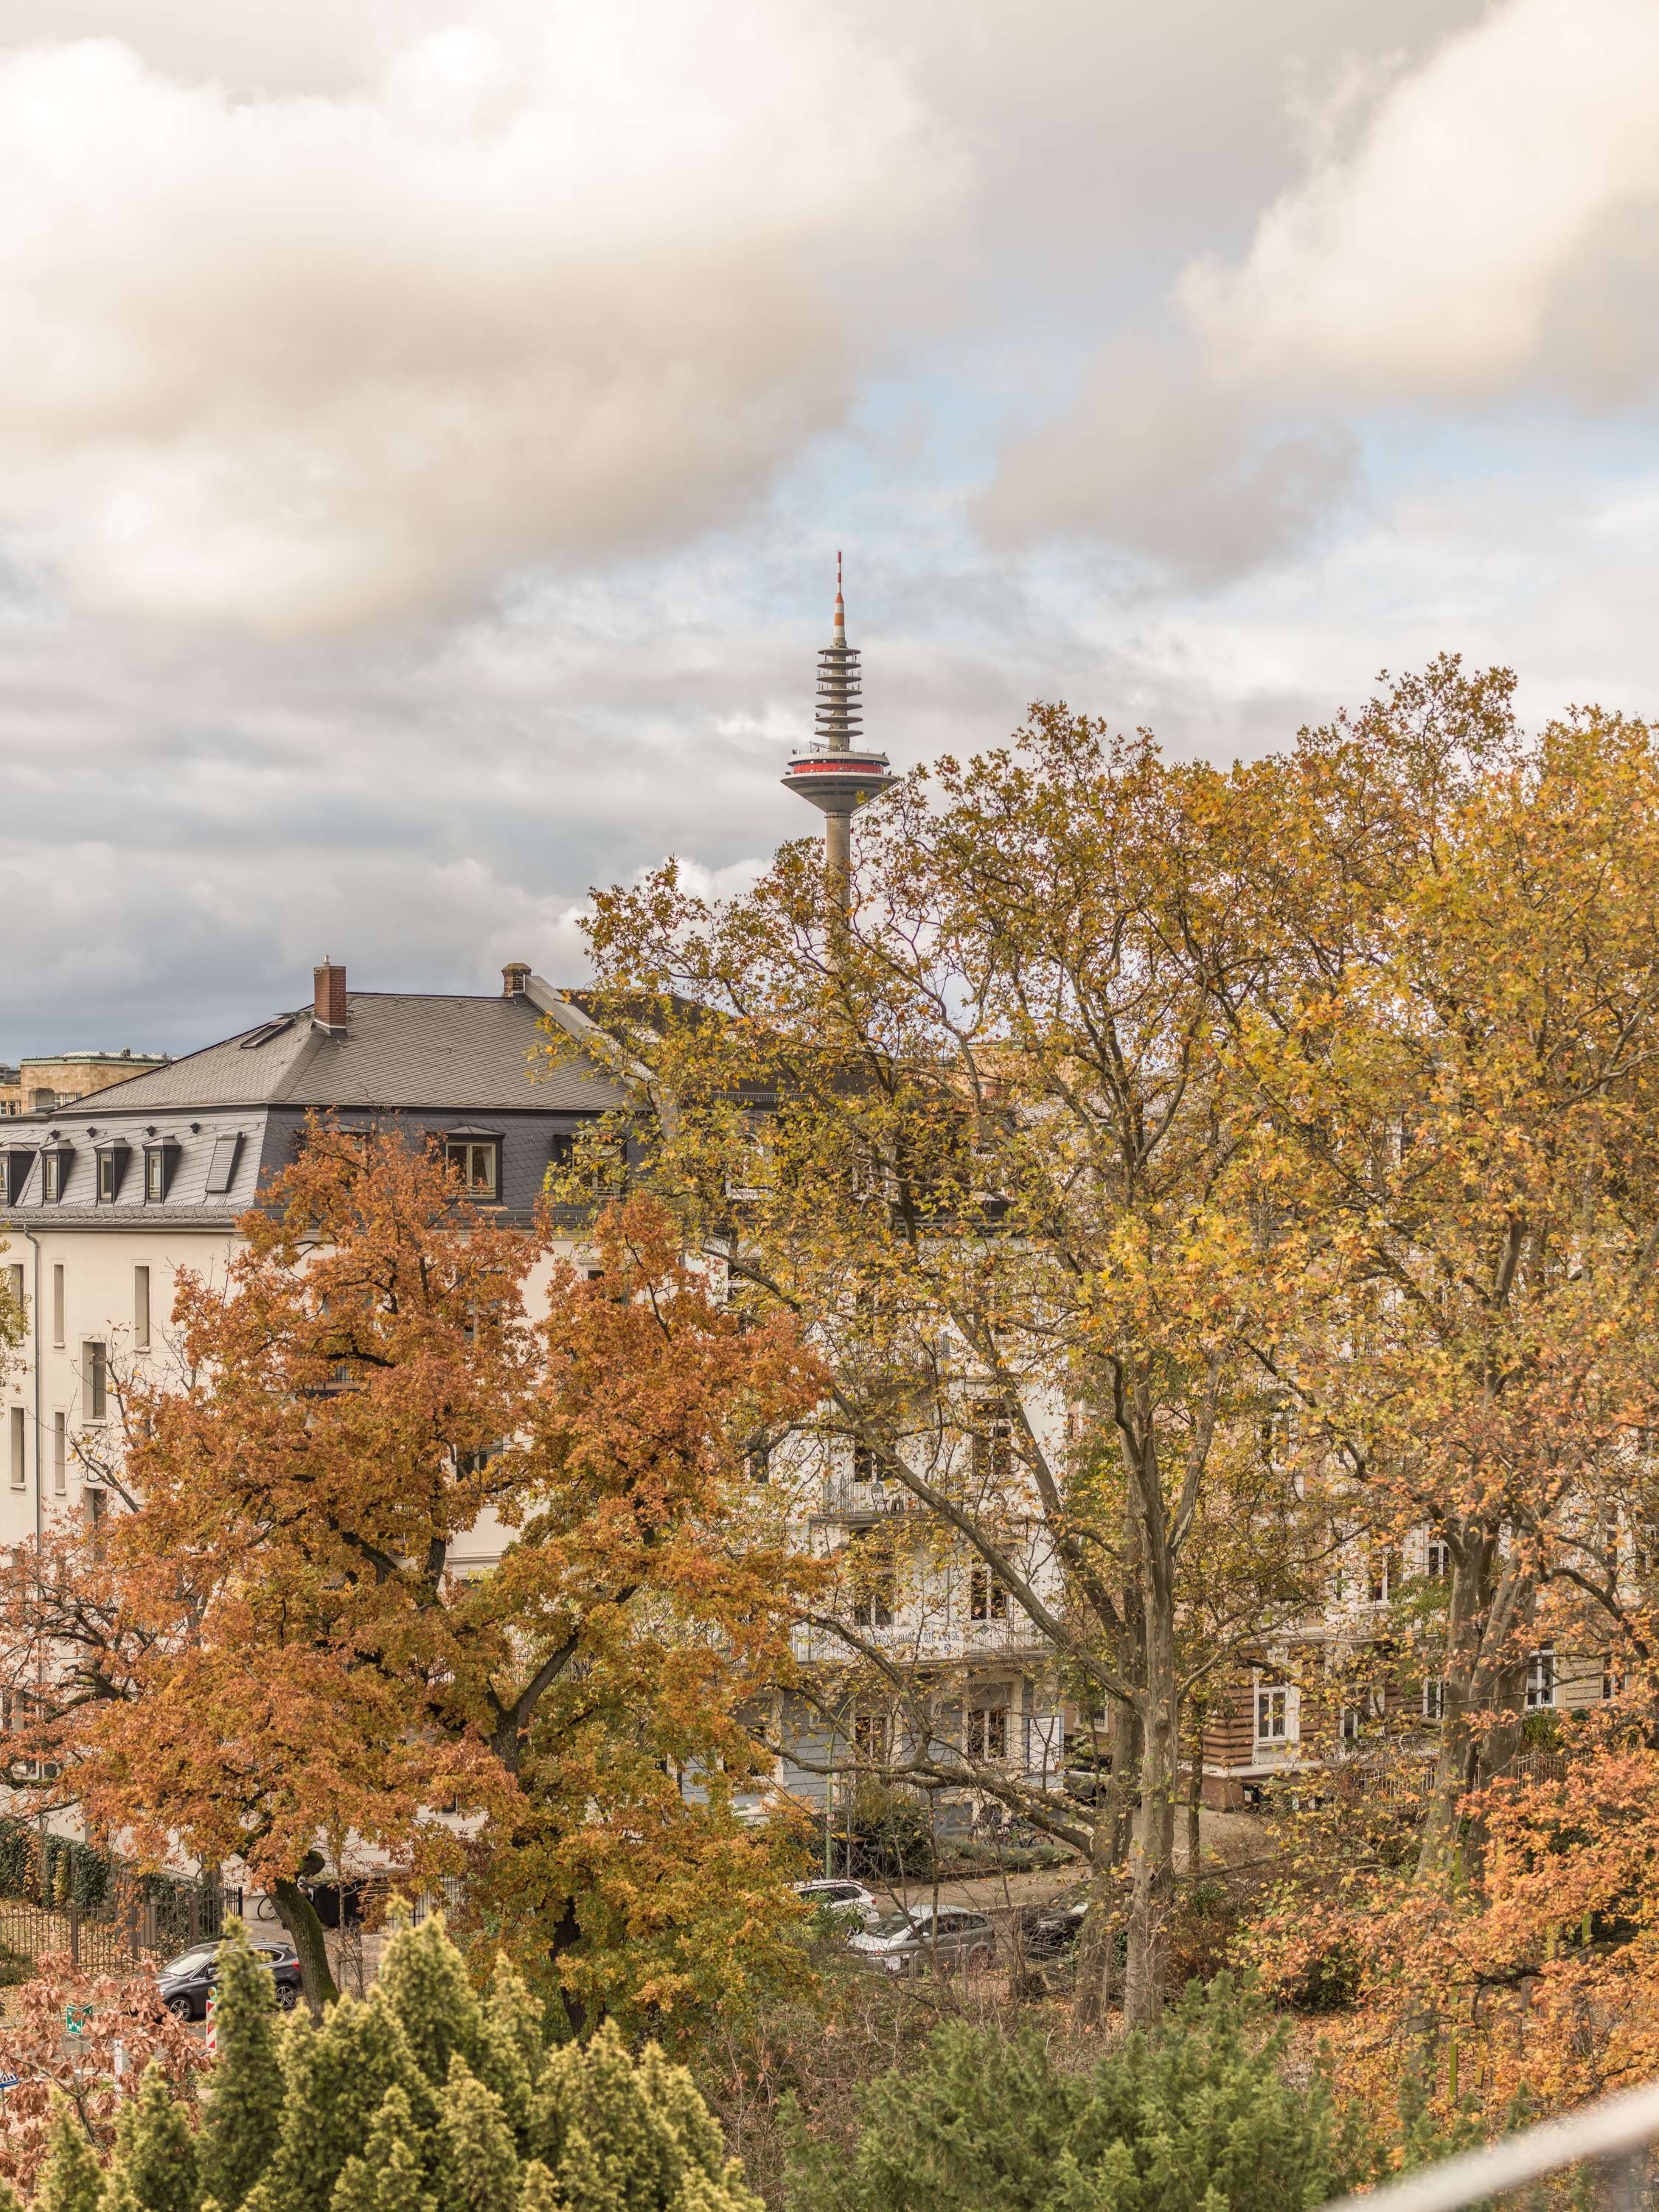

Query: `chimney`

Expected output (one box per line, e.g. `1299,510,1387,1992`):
502,962,531,998
313,959,347,1031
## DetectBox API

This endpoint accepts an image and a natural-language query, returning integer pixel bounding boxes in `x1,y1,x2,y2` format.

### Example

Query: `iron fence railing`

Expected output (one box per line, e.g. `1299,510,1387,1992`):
0,1865,232,1975
1320,2078,1659,2211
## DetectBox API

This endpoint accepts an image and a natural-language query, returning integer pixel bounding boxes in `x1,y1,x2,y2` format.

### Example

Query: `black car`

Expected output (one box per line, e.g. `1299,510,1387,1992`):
1014,1899,1089,1961
157,1938,302,2020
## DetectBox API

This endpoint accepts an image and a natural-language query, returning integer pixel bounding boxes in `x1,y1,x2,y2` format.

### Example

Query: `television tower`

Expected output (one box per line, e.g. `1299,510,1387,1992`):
780,554,897,911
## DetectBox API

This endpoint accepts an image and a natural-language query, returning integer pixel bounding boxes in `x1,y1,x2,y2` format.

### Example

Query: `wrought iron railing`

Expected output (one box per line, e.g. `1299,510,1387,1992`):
1319,2078,1659,2210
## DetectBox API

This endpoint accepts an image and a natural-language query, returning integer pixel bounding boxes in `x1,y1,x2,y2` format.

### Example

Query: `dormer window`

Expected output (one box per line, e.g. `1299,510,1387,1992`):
443,1131,501,1200
143,1141,180,1203
40,1144,72,1201
0,1150,32,1206
94,1141,131,1203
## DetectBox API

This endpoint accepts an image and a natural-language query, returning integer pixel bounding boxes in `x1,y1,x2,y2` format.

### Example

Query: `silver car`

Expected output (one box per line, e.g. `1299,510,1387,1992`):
794,1878,881,1927
848,1904,995,1975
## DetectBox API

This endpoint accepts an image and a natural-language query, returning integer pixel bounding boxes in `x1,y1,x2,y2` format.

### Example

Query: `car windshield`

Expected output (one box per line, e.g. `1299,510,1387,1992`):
161,1947,215,1976
865,1913,919,1940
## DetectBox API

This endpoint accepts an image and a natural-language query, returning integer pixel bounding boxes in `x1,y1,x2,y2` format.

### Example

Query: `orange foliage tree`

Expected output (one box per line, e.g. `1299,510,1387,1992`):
0,1123,824,2028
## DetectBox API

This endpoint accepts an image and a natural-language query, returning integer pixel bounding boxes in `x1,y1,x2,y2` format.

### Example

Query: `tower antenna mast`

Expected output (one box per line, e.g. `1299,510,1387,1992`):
779,556,897,915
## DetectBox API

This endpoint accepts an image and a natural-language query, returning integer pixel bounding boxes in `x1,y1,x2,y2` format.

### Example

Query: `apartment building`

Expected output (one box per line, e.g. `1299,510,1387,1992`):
1,1049,171,1118
0,959,630,1563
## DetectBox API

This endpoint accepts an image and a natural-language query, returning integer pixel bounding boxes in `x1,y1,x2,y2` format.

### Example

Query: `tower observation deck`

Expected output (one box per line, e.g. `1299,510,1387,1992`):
781,556,897,908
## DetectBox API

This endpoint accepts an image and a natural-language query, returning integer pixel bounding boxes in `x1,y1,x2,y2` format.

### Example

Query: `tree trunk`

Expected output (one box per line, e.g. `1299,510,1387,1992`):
1074,1806,1123,2027
1124,1608,1177,2026
1418,1534,1531,1888
549,1896,591,2041
1416,1534,1490,1883
272,1877,338,2020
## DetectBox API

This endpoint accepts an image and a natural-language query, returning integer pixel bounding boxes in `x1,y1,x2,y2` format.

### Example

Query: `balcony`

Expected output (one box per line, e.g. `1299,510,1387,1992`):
794,1610,1051,1666
813,1474,929,1525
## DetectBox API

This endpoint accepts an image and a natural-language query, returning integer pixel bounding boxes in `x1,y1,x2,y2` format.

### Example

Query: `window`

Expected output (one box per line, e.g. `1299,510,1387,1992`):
444,1137,499,1197
964,1705,1008,1760
204,1133,243,1195
1526,1646,1557,1711
82,1342,107,1423
0,1151,32,1205
847,1531,895,1628
94,1144,129,1203
41,1150,67,1201
1340,1705,1362,1744
1604,1657,1625,1702
968,1565,1009,1621
7,1408,22,1492
51,1266,63,1349
748,1439,771,1484
1366,1555,1390,1606
4,1264,21,1315
1255,1685,1295,1742
851,1441,883,1487
52,1415,65,1498
133,1267,150,1352
852,1710,888,1764
1425,1538,1450,1580
85,1487,105,1533
143,1142,179,1203
548,1132,576,1172
972,1400,1015,1486
1422,1678,1444,1722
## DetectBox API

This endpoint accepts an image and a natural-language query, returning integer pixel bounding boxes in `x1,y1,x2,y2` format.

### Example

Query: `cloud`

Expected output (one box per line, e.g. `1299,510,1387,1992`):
0,9,952,632
978,336,1358,585
986,0,1659,578
1180,0,1659,404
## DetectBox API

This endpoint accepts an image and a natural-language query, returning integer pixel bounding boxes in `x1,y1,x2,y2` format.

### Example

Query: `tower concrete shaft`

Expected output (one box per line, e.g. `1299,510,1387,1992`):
779,556,897,914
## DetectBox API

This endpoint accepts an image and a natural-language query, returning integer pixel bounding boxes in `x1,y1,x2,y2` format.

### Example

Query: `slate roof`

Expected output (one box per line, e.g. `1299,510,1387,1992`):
53,990,630,1117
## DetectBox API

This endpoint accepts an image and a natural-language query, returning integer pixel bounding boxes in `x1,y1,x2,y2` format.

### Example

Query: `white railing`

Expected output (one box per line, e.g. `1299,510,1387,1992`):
794,1614,1050,1664
1319,2078,1659,2211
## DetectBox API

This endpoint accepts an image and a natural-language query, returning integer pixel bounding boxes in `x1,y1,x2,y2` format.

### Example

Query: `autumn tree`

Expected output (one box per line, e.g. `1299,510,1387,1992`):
0,1124,824,2028
566,708,1335,2023
1214,664,1659,1879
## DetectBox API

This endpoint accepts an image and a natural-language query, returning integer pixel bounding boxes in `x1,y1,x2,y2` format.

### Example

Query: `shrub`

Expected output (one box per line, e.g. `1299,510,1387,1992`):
783,1972,1370,2212
26,1913,760,2212
815,1787,937,1883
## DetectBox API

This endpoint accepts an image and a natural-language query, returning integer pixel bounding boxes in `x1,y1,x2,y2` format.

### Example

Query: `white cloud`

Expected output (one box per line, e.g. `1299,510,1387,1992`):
1180,0,1659,404
0,9,952,632
987,0,1659,576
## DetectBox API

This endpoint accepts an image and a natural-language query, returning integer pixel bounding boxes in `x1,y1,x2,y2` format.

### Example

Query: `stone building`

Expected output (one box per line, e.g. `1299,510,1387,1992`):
0,1050,170,1118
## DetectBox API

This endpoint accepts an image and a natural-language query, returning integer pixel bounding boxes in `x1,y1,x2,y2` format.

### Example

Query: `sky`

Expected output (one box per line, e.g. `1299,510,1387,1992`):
4,0,1659,1052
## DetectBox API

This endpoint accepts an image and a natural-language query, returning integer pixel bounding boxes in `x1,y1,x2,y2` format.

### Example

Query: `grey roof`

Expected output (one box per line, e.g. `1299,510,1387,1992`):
51,990,630,1117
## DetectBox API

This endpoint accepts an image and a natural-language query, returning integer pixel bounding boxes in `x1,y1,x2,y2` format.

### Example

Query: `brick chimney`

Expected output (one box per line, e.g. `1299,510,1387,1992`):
313,959,347,1031
502,961,531,998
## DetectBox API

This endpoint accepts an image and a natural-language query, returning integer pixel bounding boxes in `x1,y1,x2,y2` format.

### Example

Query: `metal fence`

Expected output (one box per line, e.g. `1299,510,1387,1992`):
1321,2079,1659,2211
0,1865,232,1975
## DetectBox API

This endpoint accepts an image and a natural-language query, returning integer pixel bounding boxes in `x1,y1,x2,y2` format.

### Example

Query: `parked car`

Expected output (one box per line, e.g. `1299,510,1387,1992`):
157,1938,302,2020
793,1878,881,1927
848,1905,995,1976
1014,1899,1089,1961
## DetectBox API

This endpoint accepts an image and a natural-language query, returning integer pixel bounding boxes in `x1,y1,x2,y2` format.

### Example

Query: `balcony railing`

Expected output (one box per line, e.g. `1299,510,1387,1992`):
795,1612,1050,1665
813,1475,930,1523
1319,2075,1659,2210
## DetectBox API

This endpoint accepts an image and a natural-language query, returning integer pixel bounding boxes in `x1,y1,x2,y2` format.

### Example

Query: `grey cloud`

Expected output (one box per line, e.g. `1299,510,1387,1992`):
977,338,1358,584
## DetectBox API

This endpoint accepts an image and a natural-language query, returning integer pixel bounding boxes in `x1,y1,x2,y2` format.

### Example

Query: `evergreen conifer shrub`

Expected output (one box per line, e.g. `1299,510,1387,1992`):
785,1974,1367,2212
26,1912,759,2212
32,2098,102,2212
